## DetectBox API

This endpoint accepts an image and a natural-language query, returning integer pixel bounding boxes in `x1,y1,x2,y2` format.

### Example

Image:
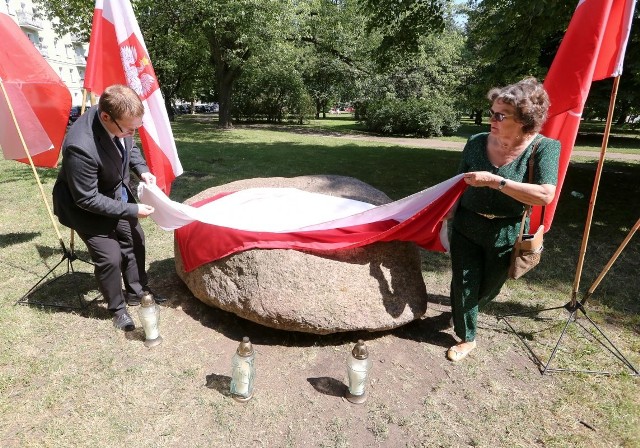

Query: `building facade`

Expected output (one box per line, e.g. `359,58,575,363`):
4,0,89,107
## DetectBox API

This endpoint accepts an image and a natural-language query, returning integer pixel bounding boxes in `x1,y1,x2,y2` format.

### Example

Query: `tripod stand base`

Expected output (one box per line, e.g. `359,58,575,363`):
498,302,639,376
16,249,101,310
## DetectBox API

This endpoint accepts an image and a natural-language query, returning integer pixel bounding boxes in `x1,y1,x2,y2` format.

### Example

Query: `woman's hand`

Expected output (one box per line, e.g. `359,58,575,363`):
463,171,500,188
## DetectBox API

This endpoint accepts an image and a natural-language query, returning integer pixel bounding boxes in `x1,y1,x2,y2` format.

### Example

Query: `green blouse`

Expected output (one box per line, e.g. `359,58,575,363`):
457,132,561,218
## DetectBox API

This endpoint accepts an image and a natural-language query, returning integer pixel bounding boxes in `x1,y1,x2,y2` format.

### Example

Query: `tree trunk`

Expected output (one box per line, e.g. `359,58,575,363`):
165,96,175,122
474,109,483,125
615,101,630,126
218,74,234,128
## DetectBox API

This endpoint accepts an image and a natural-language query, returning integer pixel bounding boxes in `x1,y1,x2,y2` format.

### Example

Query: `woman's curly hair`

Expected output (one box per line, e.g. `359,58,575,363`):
487,77,550,134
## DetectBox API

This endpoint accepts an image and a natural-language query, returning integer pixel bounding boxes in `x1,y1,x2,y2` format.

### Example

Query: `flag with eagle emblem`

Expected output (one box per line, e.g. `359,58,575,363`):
84,0,182,194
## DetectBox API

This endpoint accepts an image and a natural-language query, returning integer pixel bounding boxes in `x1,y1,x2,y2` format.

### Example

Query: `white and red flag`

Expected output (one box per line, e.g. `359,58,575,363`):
85,0,182,194
139,175,467,272
0,6,70,167
538,0,636,230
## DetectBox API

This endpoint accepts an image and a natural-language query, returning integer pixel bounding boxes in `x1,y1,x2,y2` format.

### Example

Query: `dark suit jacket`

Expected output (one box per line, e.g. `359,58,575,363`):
53,105,150,235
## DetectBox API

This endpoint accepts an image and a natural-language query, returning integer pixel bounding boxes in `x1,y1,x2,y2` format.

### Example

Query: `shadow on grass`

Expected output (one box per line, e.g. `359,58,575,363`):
307,377,347,397
392,314,457,348
482,300,563,318
16,270,104,312
0,232,40,248
205,373,232,397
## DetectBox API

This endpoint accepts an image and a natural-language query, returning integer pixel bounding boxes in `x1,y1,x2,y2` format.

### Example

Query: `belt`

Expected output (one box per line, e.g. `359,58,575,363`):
476,212,509,219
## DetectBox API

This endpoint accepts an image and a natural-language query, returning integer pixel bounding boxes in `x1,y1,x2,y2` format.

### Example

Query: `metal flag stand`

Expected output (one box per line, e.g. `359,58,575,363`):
2,83,101,310
498,77,639,376
15,231,99,310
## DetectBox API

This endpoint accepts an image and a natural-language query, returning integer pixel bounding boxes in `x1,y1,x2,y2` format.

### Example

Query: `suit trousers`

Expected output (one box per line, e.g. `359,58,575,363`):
78,218,146,315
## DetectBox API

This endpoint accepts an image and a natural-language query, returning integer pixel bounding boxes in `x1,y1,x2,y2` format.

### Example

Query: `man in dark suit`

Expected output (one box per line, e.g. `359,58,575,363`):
53,84,164,331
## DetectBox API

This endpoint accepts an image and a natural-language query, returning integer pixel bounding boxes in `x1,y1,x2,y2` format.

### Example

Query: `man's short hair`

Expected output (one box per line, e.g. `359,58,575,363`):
98,84,144,120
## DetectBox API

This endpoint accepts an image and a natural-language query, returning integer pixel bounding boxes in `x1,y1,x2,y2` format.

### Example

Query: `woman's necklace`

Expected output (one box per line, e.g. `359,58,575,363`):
489,133,537,167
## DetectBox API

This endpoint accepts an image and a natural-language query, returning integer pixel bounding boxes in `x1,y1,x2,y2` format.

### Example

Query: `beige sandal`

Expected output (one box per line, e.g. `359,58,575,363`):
446,341,476,362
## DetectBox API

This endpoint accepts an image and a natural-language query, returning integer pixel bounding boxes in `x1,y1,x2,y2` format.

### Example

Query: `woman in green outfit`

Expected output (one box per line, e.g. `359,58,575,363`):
447,77,560,361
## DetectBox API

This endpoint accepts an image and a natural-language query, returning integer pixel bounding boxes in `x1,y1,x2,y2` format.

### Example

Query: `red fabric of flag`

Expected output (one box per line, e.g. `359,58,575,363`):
85,0,183,194
0,10,71,167
168,178,467,272
537,0,636,230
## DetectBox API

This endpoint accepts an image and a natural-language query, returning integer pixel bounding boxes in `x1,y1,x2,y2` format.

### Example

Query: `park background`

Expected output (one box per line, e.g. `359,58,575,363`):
2,0,640,447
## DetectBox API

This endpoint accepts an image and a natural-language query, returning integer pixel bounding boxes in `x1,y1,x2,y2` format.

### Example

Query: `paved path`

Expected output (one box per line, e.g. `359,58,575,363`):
240,124,640,161
337,133,640,161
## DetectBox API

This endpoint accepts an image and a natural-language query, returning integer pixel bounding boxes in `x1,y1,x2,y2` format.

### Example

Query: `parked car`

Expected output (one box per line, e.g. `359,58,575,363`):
68,106,82,124
176,104,191,114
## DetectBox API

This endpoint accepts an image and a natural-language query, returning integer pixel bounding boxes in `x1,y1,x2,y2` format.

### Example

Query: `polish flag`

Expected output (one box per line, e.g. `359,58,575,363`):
0,7,70,167
538,0,636,230
139,175,467,272
84,0,182,194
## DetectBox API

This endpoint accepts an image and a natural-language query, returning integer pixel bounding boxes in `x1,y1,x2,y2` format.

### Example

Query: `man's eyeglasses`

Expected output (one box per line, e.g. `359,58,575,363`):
111,115,140,135
488,109,514,122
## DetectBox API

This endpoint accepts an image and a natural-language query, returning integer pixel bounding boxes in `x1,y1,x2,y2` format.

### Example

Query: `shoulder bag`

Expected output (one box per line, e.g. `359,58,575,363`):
508,138,545,280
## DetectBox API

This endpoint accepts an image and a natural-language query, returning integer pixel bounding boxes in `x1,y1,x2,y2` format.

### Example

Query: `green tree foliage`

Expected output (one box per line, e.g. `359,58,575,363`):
136,0,211,120
361,21,467,136
362,0,450,60
196,0,293,128
464,0,640,125
463,0,574,122
33,0,94,39
233,43,314,123
297,0,374,118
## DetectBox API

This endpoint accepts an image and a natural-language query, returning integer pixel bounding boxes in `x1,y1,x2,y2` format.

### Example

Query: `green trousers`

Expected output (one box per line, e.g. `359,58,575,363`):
449,208,522,342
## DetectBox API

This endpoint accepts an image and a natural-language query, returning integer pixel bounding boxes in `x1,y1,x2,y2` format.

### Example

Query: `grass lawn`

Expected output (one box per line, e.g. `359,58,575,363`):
0,117,638,447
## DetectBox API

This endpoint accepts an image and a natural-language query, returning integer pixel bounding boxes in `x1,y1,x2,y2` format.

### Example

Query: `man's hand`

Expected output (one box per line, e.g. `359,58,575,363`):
137,203,155,218
140,172,156,185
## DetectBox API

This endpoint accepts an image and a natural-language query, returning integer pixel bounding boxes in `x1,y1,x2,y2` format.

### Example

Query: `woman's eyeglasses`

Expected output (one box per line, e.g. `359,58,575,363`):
488,109,514,122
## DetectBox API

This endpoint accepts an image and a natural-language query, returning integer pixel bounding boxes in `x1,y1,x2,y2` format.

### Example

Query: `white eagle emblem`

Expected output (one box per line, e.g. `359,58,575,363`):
120,45,156,97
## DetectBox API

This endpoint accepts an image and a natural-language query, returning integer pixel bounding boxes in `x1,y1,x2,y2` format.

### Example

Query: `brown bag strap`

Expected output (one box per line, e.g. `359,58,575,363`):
517,136,544,241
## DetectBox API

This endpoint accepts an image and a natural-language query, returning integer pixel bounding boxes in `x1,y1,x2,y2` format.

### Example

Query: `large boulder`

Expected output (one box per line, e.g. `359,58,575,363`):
175,175,429,334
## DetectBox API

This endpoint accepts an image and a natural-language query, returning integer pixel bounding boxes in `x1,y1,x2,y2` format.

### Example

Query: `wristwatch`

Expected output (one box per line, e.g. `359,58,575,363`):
498,178,507,191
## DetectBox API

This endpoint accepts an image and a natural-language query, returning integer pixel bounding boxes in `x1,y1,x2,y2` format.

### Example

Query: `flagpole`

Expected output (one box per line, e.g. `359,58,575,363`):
81,88,88,114
0,78,65,247
570,76,620,307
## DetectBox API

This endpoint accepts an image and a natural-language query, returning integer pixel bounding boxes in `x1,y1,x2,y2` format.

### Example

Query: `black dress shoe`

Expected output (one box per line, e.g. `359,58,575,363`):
113,312,135,331
143,287,167,303
124,291,142,306
125,288,167,306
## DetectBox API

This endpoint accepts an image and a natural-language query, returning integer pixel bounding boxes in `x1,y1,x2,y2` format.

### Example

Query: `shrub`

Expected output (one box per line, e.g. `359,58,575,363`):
233,59,314,124
361,97,460,137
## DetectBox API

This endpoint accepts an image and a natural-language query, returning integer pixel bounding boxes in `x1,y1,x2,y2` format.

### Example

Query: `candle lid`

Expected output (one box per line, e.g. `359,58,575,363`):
140,293,156,307
351,340,368,359
236,336,254,356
